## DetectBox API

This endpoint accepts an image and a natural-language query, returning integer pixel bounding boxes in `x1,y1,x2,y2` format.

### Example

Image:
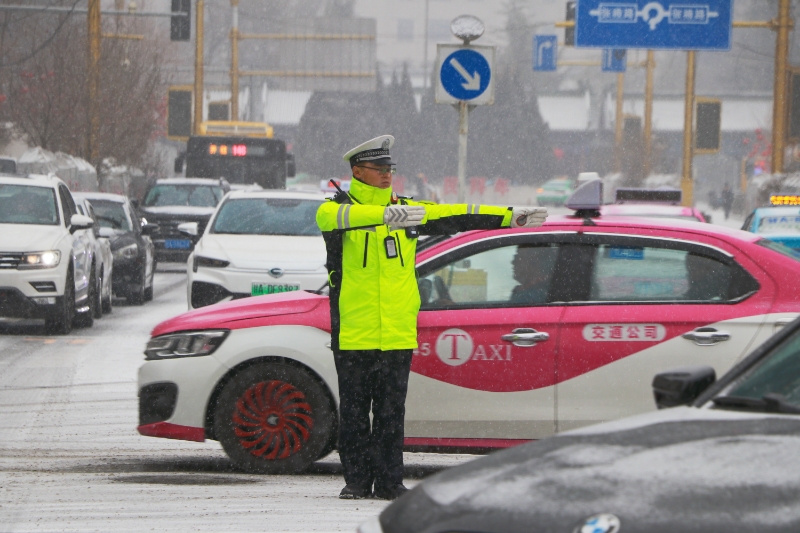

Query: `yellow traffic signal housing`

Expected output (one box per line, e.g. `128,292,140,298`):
167,85,193,141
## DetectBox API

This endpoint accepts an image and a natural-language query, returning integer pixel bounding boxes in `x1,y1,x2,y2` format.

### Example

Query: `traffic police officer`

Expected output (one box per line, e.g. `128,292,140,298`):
316,135,547,500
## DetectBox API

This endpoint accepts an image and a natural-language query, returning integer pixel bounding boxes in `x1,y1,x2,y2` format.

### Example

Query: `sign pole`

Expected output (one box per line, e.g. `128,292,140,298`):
230,0,239,121
681,50,696,207
87,0,101,166
772,0,791,174
193,0,204,135
457,100,469,203
614,71,624,173
643,50,655,178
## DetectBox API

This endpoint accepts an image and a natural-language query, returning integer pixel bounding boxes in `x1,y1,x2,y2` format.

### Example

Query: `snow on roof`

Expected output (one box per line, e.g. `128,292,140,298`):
265,91,313,125
227,189,326,200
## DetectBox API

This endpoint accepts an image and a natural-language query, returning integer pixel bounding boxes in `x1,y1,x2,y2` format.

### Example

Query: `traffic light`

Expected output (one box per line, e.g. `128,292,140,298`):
170,0,191,41
167,86,193,140
788,68,800,141
565,1,576,46
695,98,721,153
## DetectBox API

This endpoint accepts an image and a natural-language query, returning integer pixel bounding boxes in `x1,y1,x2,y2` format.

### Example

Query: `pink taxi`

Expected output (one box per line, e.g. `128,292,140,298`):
137,194,800,473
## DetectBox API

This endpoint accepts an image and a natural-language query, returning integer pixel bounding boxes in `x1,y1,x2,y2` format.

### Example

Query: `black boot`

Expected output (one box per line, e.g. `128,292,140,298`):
373,483,408,500
339,482,373,499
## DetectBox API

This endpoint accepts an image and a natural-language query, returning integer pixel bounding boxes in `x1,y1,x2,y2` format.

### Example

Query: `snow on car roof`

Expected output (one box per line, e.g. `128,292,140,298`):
156,178,227,186
536,215,761,243
73,191,128,203
600,204,697,217
226,189,327,201
0,174,60,187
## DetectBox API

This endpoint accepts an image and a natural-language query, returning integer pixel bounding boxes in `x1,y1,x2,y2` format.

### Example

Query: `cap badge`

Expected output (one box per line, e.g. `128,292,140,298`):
382,139,390,150
575,514,621,533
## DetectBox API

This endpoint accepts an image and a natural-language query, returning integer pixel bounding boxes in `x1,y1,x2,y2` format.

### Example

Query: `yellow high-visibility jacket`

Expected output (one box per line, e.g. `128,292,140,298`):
316,178,512,351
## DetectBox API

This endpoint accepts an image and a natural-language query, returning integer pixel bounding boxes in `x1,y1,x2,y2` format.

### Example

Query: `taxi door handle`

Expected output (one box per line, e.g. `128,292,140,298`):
501,328,549,347
682,327,731,346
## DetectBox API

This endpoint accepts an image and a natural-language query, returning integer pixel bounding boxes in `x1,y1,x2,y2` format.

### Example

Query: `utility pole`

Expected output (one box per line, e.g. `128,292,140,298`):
194,0,204,134
681,50,696,207
643,50,654,178
772,0,792,174
230,0,239,121
423,0,429,89
87,0,101,166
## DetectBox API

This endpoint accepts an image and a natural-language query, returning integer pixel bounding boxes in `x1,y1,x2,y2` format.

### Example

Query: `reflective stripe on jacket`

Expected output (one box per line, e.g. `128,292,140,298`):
316,178,512,351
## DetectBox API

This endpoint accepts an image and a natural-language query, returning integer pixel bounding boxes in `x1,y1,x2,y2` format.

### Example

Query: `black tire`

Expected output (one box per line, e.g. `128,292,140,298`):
127,269,146,306
143,263,154,302
74,269,95,328
214,363,335,474
93,270,103,319
45,266,74,335
102,275,113,314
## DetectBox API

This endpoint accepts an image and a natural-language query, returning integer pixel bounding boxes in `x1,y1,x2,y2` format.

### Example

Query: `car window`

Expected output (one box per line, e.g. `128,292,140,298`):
211,197,323,236
724,326,800,408
590,244,750,302
0,184,59,225
420,243,559,309
90,200,132,231
143,185,224,207
756,213,800,234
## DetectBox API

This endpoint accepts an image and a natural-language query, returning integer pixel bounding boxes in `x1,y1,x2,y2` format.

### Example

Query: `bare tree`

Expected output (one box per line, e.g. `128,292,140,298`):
0,9,168,169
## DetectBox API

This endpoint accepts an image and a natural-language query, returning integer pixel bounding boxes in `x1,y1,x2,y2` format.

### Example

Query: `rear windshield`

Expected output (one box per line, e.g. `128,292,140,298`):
143,184,224,207
212,197,323,236
89,200,131,231
757,214,800,234
758,238,800,261
0,184,58,225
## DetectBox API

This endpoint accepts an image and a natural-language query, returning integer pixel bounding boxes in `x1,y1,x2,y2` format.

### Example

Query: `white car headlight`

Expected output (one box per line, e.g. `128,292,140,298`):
18,250,61,269
113,243,138,261
144,330,229,360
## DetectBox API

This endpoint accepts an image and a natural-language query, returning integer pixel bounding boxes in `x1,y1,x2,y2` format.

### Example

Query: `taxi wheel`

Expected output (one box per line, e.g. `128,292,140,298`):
214,363,334,474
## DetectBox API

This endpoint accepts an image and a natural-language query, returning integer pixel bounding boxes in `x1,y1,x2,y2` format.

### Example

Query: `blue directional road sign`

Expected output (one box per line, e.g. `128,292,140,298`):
602,48,627,72
440,49,492,101
533,35,558,71
575,0,732,50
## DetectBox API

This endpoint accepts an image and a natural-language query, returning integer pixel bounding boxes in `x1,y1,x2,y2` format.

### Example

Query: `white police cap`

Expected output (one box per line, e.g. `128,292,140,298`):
343,135,395,167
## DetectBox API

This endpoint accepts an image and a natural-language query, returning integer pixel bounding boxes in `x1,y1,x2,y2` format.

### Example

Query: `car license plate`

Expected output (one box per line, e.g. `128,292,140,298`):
164,239,191,249
251,283,300,296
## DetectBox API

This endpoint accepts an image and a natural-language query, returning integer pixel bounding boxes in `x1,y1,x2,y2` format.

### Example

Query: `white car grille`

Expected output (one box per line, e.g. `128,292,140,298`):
0,252,23,269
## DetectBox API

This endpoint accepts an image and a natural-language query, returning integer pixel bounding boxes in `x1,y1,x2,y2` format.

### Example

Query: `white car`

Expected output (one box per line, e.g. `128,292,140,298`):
73,195,114,316
181,190,327,309
0,174,96,333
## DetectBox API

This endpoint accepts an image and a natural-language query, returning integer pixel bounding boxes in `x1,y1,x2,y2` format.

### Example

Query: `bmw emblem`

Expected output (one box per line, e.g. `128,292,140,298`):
575,514,621,533
268,267,284,278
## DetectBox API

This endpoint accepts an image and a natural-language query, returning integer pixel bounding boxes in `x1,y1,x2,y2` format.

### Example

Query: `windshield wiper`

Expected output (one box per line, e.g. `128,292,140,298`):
712,393,800,414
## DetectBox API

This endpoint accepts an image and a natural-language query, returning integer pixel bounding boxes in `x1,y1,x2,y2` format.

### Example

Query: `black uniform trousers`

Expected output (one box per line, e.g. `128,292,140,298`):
333,349,413,489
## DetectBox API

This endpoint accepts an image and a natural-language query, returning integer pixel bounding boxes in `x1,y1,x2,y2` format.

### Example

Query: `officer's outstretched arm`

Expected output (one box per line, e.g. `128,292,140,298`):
418,203,513,235
316,200,387,231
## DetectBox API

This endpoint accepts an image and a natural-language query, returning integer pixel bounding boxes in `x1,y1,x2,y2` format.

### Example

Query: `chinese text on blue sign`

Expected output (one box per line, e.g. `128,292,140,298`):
575,0,732,50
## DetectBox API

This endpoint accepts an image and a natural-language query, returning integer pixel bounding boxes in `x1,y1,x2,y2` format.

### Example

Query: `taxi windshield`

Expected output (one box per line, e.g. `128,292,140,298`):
143,185,224,208
757,214,800,234
212,197,323,236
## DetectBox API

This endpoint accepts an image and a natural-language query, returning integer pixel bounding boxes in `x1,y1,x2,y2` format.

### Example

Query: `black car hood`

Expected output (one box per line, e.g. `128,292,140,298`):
383,408,800,533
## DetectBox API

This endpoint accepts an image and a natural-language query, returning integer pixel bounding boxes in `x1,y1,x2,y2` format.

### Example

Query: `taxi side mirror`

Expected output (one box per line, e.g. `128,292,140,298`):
652,366,716,409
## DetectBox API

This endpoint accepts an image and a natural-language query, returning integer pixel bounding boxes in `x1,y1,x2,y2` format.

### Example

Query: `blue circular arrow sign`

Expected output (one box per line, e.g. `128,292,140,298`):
440,49,491,101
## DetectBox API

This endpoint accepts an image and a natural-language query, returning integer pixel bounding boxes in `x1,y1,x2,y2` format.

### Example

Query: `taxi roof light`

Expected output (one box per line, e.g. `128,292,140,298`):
770,194,800,206
615,187,682,205
565,177,603,217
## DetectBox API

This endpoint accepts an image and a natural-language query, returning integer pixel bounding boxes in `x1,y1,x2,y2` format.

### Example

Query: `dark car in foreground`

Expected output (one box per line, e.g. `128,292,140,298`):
362,316,800,533
138,178,229,262
76,192,157,305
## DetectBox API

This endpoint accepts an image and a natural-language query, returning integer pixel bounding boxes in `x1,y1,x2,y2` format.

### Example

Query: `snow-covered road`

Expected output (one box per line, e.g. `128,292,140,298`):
0,272,473,533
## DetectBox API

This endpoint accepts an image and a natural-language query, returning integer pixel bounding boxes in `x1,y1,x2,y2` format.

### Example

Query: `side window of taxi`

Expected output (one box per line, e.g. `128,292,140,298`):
590,244,756,302
419,243,560,308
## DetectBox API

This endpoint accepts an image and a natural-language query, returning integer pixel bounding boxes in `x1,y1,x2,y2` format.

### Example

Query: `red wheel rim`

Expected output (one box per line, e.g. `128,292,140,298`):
232,380,314,460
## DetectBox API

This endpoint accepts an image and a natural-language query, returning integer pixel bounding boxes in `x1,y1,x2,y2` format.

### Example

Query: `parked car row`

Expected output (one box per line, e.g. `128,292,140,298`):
0,172,159,334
